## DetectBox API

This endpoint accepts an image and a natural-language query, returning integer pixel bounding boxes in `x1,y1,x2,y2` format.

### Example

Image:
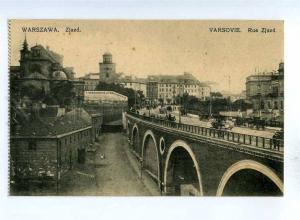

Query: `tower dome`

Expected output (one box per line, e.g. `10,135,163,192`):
52,70,67,80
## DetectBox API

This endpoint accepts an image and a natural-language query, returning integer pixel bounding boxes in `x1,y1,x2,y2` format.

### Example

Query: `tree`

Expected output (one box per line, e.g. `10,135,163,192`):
232,99,253,111
95,81,142,107
49,81,76,107
158,98,164,106
210,92,223,98
166,98,172,105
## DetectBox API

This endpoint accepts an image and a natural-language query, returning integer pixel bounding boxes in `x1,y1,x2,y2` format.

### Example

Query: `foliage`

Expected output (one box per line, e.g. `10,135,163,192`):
48,81,76,106
210,92,223,98
231,99,253,111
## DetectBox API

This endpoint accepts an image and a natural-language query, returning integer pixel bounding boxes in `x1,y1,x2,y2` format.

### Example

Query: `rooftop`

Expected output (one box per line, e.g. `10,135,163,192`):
13,108,92,137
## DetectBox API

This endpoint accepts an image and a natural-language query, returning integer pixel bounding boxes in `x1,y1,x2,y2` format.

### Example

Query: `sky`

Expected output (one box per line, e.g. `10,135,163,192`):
9,20,283,93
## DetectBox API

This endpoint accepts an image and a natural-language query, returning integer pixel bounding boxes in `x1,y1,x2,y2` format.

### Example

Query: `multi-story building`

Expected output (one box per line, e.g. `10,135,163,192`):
79,73,100,91
146,72,211,104
246,62,284,118
118,75,147,96
146,76,159,103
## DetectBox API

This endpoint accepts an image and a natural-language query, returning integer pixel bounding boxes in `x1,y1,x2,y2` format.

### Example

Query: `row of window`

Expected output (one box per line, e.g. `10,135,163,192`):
261,100,284,110
158,84,198,88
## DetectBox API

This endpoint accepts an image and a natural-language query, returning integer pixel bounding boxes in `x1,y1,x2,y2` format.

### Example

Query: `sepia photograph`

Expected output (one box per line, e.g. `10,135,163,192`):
9,19,284,196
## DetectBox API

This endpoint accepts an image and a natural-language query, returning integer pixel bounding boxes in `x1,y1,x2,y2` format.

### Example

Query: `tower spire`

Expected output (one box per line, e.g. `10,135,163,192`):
23,33,28,50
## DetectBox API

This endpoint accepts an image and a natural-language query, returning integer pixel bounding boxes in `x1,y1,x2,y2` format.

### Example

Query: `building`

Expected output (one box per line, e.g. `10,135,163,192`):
146,77,159,103
79,73,100,91
83,91,128,124
146,73,211,104
10,37,85,108
246,62,284,119
99,52,117,83
84,90,128,104
10,108,102,188
118,75,147,96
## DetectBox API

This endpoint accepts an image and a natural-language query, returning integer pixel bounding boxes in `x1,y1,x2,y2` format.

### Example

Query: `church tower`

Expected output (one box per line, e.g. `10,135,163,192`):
19,36,31,77
99,52,116,82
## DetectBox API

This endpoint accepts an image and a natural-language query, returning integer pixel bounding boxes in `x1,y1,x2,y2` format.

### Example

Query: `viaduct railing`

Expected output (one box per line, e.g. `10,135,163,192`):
127,111,284,153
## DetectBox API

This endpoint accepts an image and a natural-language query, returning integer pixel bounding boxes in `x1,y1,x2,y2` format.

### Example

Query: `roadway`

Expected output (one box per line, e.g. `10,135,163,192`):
138,107,277,139
93,133,153,196
59,132,156,196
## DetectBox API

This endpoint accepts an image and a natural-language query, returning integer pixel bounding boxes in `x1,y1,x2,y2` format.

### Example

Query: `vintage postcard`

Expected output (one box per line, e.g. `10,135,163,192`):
9,20,283,196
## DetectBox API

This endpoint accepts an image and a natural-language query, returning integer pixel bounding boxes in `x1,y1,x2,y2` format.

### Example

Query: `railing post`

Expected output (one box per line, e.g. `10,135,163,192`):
237,133,240,143
262,138,265,148
256,136,258,147
243,134,246,144
249,135,252,145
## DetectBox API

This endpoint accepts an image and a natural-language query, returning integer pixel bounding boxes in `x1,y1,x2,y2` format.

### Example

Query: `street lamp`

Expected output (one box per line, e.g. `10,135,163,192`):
178,83,183,124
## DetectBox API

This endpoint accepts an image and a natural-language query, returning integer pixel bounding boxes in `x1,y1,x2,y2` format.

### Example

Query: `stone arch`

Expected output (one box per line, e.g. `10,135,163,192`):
164,140,203,196
216,160,283,196
141,130,160,186
131,123,140,153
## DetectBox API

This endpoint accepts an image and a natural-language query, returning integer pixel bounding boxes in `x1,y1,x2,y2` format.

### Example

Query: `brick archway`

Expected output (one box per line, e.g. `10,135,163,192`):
216,160,283,196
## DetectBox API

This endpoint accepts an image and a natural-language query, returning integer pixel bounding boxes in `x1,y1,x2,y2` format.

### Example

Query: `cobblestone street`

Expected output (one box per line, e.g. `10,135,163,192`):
60,132,153,196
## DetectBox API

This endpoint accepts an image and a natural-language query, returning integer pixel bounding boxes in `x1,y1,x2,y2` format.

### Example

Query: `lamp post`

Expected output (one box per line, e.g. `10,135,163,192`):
178,83,183,124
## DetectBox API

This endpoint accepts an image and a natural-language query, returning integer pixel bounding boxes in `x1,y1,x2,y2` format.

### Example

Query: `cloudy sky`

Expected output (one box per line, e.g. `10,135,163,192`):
10,20,283,93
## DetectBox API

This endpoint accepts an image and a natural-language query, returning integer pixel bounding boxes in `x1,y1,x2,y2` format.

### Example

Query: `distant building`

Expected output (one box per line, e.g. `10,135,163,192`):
83,91,128,124
99,52,117,83
246,62,284,118
84,90,128,104
118,75,147,97
146,72,211,104
79,73,99,91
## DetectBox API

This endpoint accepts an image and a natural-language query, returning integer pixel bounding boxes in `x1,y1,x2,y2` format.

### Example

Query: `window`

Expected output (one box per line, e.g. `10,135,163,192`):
28,141,37,150
274,101,278,110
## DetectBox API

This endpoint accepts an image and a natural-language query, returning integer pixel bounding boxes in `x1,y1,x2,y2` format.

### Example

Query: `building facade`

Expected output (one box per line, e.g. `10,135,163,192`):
146,73,211,104
246,62,284,119
118,75,147,96
10,108,102,188
79,73,100,91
